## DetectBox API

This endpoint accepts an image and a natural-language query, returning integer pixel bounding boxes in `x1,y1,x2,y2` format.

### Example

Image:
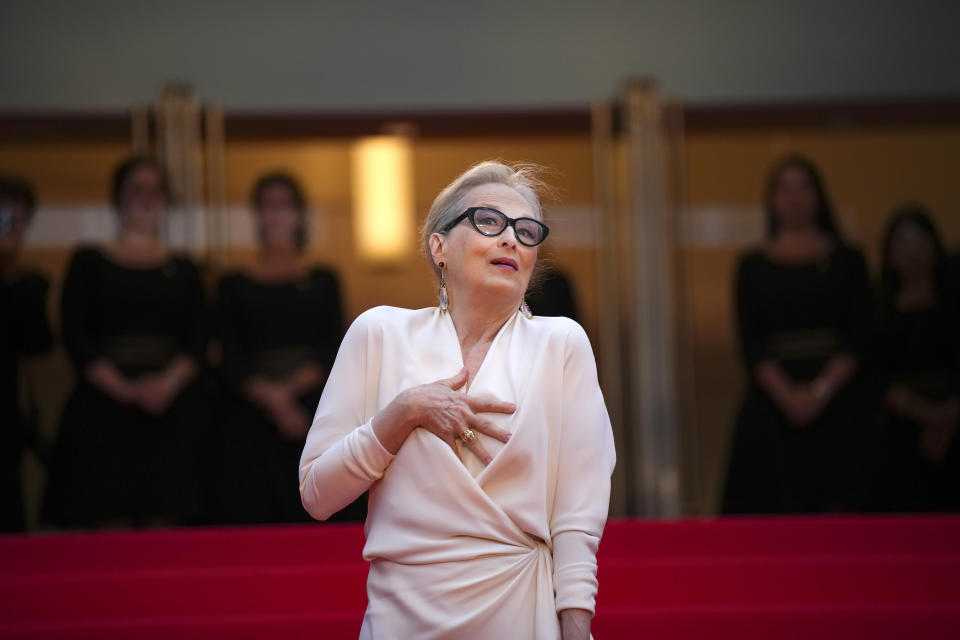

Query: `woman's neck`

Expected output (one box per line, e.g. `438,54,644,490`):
448,293,517,351
777,225,822,243
259,244,299,266
896,272,937,311
249,243,304,281
117,228,159,249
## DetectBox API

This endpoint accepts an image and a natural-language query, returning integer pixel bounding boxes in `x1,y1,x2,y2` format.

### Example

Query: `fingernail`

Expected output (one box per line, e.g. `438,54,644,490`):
504,433,511,441
485,457,493,465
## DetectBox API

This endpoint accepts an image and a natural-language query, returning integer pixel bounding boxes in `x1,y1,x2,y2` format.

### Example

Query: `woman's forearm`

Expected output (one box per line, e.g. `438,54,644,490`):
164,354,198,392
371,390,418,455
811,353,857,401
287,362,325,395
559,608,591,640
85,358,133,401
754,359,794,405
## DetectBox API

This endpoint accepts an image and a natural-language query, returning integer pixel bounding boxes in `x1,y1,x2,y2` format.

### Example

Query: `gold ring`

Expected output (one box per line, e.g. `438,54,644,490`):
460,428,477,444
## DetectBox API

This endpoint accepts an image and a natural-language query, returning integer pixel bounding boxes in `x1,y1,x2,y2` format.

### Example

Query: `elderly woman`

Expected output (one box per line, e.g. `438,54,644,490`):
299,161,616,639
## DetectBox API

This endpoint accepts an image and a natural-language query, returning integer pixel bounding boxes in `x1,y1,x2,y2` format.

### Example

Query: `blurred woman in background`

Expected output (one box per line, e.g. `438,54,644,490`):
212,173,350,524
723,155,874,514
872,205,959,511
43,156,209,528
0,175,52,532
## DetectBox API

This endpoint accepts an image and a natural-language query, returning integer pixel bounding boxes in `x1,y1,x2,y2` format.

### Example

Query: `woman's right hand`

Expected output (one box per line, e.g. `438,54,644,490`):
85,358,137,405
244,377,311,440
373,367,515,464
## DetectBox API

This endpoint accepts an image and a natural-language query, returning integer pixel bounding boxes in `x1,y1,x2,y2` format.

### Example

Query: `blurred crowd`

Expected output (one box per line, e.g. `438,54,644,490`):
722,156,960,515
1,153,958,532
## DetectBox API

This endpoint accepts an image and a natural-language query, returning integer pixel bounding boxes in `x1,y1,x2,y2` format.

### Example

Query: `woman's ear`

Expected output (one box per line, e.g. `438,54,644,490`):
429,232,447,267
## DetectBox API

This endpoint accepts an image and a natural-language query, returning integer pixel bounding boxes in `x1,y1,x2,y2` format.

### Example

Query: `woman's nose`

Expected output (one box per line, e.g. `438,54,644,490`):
499,227,518,248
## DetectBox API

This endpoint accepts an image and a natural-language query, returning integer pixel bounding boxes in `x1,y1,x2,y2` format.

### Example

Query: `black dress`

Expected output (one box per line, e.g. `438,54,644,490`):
213,268,362,523
1,270,52,532
722,244,874,514
42,247,209,527
871,297,960,511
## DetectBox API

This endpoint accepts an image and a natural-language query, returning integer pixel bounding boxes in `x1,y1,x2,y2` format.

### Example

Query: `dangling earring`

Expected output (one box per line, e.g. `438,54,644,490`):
437,262,449,312
520,298,533,319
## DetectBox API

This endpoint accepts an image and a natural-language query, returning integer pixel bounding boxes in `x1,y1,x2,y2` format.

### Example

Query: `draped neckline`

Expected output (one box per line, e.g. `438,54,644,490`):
436,307,522,480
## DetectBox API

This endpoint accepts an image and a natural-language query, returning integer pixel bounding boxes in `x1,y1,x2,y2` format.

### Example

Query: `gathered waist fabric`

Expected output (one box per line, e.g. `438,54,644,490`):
361,538,558,640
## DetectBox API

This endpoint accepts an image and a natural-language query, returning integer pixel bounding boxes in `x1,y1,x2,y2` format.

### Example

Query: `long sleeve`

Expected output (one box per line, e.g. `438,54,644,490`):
60,248,103,371
735,253,768,372
835,246,874,359
312,269,345,373
216,275,256,389
11,272,52,357
550,323,616,615
175,257,208,364
299,309,395,521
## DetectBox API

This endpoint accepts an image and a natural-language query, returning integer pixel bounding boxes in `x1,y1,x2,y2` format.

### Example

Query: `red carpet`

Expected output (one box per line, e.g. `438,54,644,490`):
1,516,958,638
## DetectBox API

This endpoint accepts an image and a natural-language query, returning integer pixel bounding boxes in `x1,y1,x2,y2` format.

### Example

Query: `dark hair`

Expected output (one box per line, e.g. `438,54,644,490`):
879,203,951,301
250,172,308,250
111,155,169,211
0,173,37,217
764,154,841,240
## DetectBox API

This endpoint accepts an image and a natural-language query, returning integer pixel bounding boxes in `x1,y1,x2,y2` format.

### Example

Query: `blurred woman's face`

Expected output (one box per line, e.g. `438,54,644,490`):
773,166,818,232
889,221,935,280
256,183,302,250
435,183,538,308
118,165,166,235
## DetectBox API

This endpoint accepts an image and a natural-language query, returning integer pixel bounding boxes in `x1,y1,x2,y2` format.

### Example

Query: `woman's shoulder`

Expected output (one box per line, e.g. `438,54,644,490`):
168,251,199,268
350,305,429,330
68,243,103,264
11,267,50,291
736,245,767,268
526,312,583,335
831,241,867,264
308,265,339,282
524,313,594,355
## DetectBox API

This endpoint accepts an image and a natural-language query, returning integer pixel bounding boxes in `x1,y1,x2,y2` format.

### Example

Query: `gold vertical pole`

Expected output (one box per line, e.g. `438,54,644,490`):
591,100,629,517
155,84,202,247
204,104,227,268
623,79,682,517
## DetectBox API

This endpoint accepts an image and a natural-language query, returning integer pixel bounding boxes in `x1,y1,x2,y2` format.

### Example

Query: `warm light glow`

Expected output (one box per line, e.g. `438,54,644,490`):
351,135,414,264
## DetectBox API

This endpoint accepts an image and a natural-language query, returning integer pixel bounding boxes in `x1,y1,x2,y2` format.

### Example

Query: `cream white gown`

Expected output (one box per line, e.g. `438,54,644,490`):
299,306,616,639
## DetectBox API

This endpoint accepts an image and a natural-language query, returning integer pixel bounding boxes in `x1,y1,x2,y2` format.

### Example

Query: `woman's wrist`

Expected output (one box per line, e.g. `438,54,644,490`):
810,377,832,401
372,390,419,455
559,608,591,640
86,358,133,400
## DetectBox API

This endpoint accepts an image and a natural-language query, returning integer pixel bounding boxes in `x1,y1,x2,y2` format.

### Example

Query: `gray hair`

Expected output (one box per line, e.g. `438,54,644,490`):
420,161,549,275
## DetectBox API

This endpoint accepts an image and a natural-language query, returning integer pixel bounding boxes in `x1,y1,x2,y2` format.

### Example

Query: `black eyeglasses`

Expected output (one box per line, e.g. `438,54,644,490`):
443,207,550,247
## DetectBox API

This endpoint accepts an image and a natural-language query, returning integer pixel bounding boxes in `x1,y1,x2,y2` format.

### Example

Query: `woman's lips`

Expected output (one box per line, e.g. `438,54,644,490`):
490,258,518,270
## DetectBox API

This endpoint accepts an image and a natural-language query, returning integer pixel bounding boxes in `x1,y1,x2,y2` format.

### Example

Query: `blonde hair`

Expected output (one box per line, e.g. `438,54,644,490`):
420,160,549,275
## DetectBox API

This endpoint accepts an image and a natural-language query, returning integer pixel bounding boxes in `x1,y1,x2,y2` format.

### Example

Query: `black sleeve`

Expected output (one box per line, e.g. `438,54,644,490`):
60,248,104,370
216,274,255,389
312,269,345,373
176,257,209,364
735,252,768,371
835,246,875,360
11,272,52,357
